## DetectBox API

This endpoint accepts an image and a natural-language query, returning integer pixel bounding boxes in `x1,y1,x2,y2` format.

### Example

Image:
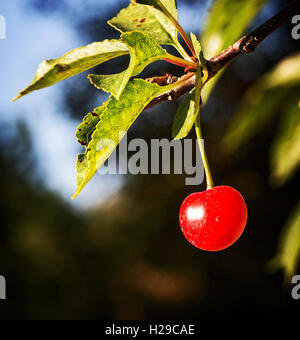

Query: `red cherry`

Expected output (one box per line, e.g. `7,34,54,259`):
179,186,248,251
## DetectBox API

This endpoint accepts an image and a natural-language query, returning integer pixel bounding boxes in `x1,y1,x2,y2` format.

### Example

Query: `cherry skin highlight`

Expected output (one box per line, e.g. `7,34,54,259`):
179,186,248,251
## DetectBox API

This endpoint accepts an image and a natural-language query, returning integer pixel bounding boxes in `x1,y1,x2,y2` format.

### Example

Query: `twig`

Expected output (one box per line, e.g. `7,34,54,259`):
146,0,300,109
145,73,196,109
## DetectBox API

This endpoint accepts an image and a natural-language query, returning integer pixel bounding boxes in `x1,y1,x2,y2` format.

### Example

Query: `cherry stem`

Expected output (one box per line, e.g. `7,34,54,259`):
172,21,198,60
195,113,214,190
164,55,197,69
175,43,192,61
156,0,197,60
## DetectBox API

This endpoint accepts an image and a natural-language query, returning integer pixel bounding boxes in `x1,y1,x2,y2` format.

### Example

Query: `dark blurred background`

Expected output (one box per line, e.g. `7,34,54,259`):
0,0,299,319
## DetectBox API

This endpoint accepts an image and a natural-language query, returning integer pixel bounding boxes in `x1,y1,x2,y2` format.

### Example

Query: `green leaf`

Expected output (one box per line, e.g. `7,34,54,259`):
134,0,178,19
88,31,169,98
190,32,206,69
172,91,195,139
88,73,128,99
172,67,202,139
223,53,300,153
270,99,300,186
73,79,172,198
190,33,202,58
75,105,107,146
108,0,178,47
269,201,300,281
13,40,129,101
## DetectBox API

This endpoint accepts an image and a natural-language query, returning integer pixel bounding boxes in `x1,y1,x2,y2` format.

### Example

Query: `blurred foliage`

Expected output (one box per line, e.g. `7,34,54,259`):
223,53,300,159
202,0,268,58
201,0,269,101
223,52,300,279
271,99,300,184
269,201,300,281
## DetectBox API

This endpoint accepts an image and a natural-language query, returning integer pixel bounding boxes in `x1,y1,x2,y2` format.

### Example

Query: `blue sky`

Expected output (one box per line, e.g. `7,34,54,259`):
0,0,209,209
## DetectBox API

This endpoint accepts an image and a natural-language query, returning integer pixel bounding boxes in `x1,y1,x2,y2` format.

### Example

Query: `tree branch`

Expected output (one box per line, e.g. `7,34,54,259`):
146,0,300,110
206,0,300,78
